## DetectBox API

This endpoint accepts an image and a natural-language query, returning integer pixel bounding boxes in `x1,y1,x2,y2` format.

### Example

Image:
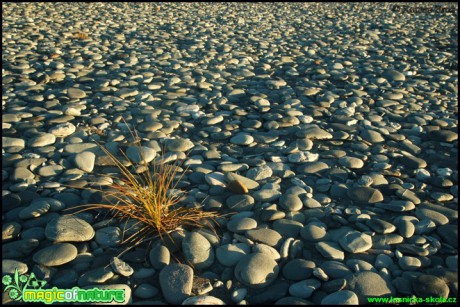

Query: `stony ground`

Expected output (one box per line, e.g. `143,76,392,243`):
2,2,458,305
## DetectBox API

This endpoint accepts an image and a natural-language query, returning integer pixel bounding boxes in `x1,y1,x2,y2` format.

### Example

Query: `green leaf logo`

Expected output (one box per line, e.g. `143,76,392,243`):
3,269,47,301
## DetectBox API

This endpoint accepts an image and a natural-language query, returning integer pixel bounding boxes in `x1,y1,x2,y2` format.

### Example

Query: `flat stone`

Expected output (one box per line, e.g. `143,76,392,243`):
111,256,134,277
182,295,225,305
297,126,332,139
301,221,327,242
134,283,159,299
246,165,273,181
18,200,50,219
126,146,156,163
413,274,450,299
230,133,254,145
253,188,282,202
315,241,345,261
165,138,194,152
296,161,330,174
48,123,76,137
226,178,248,194
279,194,303,211
398,256,422,271
245,228,282,247
321,290,359,305
2,239,40,259
159,263,194,304
320,261,352,279
78,267,114,287
216,243,251,267
227,216,257,233
182,232,215,270
74,151,96,172
360,129,385,143
149,244,170,270
3,137,25,148
428,130,457,142
95,226,121,247
339,231,372,253
3,259,28,275
288,279,321,299
346,271,395,304
27,133,56,148
45,215,95,242
282,259,315,281
382,69,405,82
235,252,279,289
67,87,87,99
225,172,259,190
347,186,384,204
226,194,255,211
33,243,78,266
415,208,449,226
339,156,364,169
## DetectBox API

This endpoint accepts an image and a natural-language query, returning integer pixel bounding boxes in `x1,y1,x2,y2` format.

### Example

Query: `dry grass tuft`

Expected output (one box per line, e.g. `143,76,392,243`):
70,120,221,253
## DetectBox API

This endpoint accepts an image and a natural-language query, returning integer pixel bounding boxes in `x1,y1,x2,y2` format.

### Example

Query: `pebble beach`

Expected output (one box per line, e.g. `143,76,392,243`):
2,2,458,305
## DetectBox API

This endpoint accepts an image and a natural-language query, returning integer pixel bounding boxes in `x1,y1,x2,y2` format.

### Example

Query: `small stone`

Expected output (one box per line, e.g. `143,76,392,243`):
149,244,170,270
67,87,86,99
111,257,134,277
74,151,96,172
49,123,76,137
339,231,372,253
216,243,251,267
230,133,254,145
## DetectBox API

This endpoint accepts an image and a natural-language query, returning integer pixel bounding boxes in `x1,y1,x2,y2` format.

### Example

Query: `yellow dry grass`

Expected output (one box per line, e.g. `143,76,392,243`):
69,119,221,254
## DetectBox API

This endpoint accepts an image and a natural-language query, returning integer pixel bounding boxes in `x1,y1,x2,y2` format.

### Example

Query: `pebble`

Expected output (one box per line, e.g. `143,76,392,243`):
111,256,134,277
321,290,359,305
182,295,225,305
149,244,170,270
182,231,215,269
159,264,194,305
45,215,95,242
33,243,78,266
74,151,96,172
235,252,279,288
346,271,396,304
288,279,321,299
339,231,373,253
282,259,315,281
413,274,450,299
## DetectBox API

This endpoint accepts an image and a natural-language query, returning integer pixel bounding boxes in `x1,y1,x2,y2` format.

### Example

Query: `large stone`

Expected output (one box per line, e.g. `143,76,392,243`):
182,232,214,270
33,243,78,266
45,215,95,242
346,271,395,304
159,264,193,304
235,253,279,288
